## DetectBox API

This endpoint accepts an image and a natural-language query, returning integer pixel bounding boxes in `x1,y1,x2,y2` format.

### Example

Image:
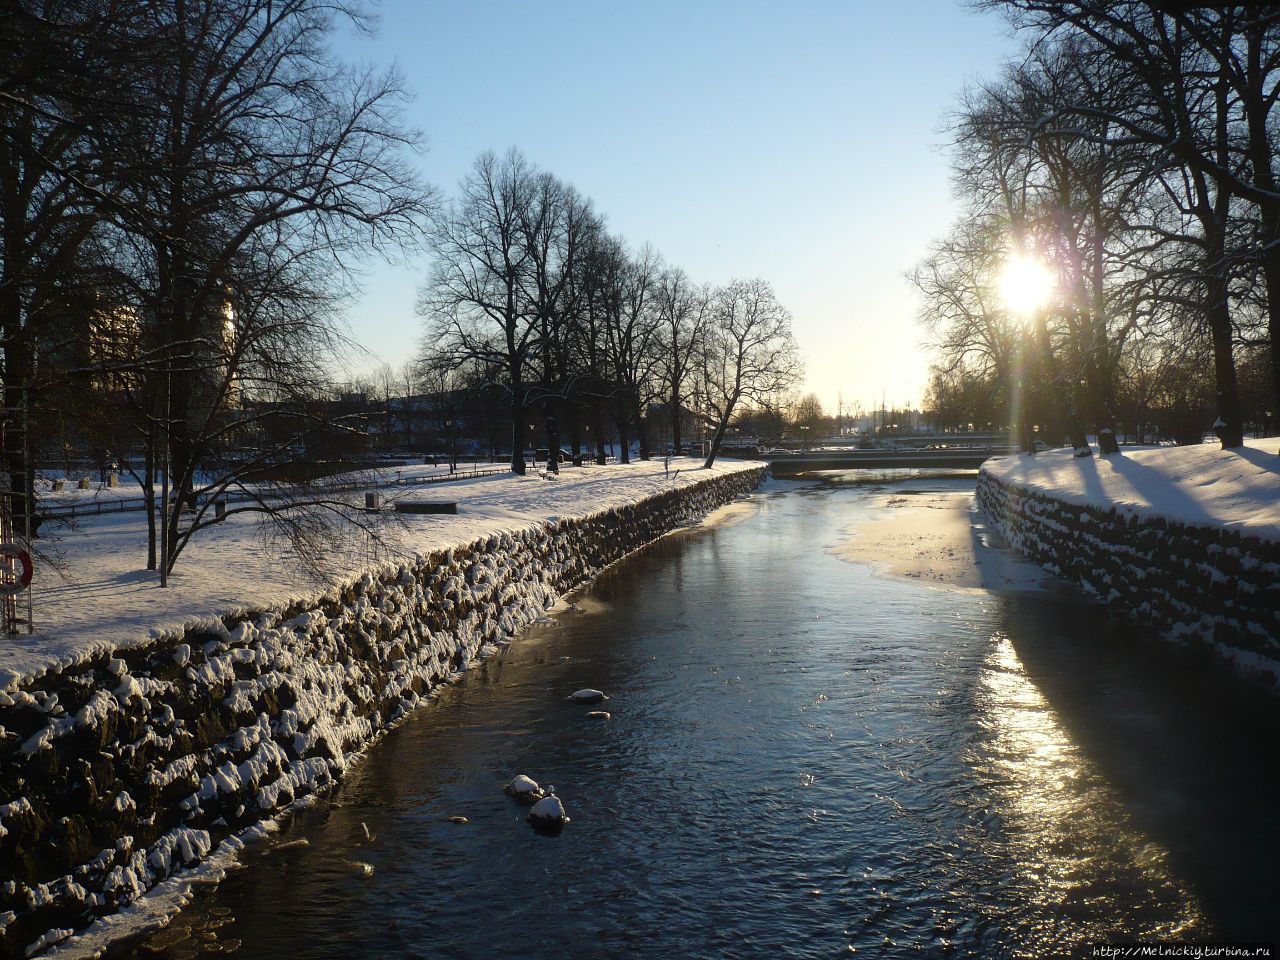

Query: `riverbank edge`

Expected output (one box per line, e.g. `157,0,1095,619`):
976,464,1280,687
0,465,766,959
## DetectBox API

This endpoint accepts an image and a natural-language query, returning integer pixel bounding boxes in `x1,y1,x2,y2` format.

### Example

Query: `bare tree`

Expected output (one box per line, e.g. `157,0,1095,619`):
81,0,434,579
789,393,828,446
604,244,663,462
519,174,597,472
420,149,537,474
572,225,624,464
655,269,712,454
1,0,144,535
697,279,802,467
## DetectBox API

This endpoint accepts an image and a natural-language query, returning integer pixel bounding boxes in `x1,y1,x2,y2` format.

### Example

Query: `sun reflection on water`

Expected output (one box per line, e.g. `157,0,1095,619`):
974,634,1205,947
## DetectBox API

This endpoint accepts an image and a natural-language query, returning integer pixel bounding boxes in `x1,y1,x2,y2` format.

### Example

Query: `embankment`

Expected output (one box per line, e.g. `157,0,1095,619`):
0,465,764,958
977,463,1280,686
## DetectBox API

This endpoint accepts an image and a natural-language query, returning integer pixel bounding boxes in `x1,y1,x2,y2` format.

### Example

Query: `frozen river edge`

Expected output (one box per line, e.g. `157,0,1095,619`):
0,464,764,960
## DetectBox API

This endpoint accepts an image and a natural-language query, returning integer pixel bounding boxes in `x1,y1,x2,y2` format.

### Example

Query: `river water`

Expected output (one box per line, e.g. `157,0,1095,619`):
128,475,1280,958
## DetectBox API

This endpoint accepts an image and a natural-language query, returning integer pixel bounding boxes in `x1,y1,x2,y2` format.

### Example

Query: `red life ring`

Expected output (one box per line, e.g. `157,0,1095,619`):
0,544,32,595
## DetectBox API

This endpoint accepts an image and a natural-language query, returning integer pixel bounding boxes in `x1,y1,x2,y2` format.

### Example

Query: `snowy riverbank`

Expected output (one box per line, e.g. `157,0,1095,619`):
0,459,764,959
6,459,753,689
982,438,1280,539
978,440,1280,687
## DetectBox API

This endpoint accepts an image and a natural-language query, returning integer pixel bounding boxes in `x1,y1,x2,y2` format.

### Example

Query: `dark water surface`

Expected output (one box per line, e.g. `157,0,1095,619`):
130,477,1280,959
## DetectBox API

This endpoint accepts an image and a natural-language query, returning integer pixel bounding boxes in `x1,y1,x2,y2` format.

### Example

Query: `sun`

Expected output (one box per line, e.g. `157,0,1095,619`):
998,253,1056,316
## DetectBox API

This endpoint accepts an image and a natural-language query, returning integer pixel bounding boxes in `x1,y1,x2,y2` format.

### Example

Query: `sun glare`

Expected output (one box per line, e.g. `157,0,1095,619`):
998,253,1056,316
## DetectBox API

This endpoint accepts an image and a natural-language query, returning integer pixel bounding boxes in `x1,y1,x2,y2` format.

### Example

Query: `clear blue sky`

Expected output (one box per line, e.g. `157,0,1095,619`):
333,0,1021,414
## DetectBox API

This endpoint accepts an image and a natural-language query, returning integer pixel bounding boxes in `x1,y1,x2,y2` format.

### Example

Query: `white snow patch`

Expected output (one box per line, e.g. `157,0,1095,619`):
982,440,1280,539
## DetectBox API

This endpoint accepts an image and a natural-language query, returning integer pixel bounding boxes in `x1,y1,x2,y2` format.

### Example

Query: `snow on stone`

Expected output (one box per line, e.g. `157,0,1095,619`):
3,458,757,689
979,442,1280,688
982,439,1280,539
504,775,543,802
527,794,569,827
566,688,607,704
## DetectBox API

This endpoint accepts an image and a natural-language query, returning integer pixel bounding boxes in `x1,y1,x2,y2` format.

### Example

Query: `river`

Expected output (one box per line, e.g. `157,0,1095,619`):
127,474,1280,958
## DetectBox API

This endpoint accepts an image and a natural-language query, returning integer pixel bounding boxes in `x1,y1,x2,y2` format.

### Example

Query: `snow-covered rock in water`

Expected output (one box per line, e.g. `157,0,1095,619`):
527,794,570,829
566,688,608,704
585,710,611,720
503,774,544,804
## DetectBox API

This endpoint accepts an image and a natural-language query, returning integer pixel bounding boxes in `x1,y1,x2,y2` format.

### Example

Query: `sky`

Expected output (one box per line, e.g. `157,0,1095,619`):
331,0,1023,414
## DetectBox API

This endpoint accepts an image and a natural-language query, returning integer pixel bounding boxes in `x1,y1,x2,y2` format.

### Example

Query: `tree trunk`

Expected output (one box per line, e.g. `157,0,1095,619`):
1240,32,1280,441
543,396,560,474
670,379,683,454
616,407,631,464
1,202,36,540
1206,273,1244,449
568,409,582,462
1015,345,1037,454
1032,313,1090,454
1091,357,1120,455
509,374,526,474
145,436,157,570
592,402,607,465
633,391,651,460
703,416,730,468
1257,207,1280,430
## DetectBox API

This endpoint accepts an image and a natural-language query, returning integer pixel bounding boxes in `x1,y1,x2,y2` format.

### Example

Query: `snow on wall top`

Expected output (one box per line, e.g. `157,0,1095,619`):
982,438,1280,540
2,458,760,690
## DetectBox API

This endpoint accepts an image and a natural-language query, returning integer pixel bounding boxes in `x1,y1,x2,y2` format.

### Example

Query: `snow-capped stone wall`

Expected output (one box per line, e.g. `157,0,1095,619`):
977,466,1280,686
0,466,764,959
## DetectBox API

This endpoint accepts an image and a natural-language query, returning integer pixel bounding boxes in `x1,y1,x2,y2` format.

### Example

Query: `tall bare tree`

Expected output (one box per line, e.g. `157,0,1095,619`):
655,268,712,454
1,0,142,535
697,278,802,467
90,0,433,578
421,149,537,474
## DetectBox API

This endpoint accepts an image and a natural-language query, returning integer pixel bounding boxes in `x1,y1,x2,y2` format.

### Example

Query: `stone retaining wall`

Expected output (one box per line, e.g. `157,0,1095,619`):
0,466,765,958
977,466,1280,686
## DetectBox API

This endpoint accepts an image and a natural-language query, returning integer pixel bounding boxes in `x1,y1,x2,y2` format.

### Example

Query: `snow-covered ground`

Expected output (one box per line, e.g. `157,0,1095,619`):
6,458,752,689
982,438,1280,538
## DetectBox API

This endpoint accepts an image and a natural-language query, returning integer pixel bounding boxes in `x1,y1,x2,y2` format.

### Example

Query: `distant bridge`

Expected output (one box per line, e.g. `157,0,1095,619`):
755,446,1019,475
